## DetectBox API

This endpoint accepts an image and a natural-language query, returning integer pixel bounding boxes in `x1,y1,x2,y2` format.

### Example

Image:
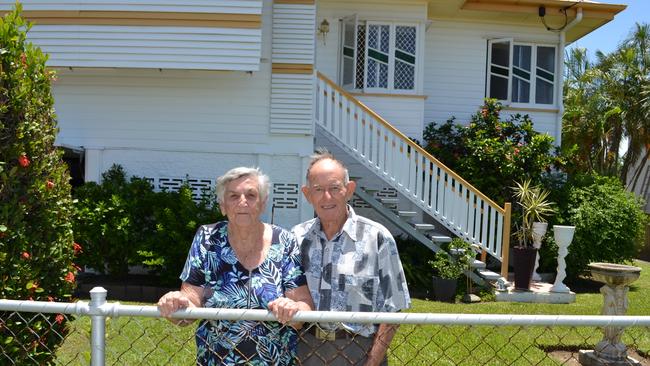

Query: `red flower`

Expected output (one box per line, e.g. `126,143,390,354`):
20,53,27,66
73,242,83,255
18,155,30,167
21,252,30,260
64,272,75,283
55,314,64,324
46,181,55,190
513,148,520,156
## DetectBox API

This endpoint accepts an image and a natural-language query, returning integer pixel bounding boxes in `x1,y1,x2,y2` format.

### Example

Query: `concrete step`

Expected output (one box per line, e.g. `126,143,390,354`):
477,268,502,281
397,210,417,218
448,248,465,256
414,223,435,231
471,259,486,269
431,235,452,243
380,198,399,205
361,187,379,195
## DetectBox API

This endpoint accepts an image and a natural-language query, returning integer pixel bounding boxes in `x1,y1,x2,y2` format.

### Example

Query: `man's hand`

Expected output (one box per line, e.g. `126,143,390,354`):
268,285,313,329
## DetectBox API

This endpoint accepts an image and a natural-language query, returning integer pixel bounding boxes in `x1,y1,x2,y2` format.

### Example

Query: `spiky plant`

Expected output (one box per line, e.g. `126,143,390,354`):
511,179,555,247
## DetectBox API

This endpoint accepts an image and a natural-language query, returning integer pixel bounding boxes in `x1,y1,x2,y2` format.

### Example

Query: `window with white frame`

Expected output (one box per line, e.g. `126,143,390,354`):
340,16,418,93
487,39,557,106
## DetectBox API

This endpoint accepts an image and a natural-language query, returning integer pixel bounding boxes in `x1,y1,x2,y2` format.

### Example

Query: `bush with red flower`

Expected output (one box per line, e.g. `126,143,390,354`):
423,99,559,204
0,6,77,364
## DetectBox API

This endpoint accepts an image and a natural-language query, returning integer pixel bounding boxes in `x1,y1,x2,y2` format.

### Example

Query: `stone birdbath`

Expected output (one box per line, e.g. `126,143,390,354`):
578,262,642,366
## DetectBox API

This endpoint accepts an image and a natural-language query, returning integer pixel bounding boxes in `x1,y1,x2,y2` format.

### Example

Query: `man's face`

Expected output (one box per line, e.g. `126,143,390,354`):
302,159,356,224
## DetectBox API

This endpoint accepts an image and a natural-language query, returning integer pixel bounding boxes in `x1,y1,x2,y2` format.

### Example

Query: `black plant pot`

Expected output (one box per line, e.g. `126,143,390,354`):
513,247,538,290
432,276,457,302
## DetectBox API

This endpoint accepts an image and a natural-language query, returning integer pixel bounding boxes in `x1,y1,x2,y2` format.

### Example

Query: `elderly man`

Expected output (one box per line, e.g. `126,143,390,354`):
292,150,411,366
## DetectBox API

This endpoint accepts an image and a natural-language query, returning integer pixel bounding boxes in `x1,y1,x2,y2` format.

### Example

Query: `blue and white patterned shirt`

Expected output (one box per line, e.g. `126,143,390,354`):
181,221,306,365
292,206,411,337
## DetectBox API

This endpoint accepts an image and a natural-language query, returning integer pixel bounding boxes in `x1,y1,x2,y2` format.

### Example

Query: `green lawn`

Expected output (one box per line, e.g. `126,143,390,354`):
54,260,650,365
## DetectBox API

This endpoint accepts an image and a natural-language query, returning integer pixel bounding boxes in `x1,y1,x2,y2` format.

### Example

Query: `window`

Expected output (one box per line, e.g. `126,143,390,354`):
487,39,556,106
340,17,418,93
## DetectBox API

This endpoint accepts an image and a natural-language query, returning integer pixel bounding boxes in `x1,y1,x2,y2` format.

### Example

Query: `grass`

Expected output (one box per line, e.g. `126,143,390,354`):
53,260,650,365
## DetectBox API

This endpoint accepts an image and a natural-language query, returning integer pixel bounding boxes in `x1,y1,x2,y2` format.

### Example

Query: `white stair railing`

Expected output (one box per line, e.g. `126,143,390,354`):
315,72,512,278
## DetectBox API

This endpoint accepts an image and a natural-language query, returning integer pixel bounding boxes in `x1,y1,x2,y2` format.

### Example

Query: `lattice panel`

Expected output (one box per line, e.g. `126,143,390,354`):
158,178,184,192
355,25,366,89
351,197,371,208
146,177,215,201
272,183,299,209
394,61,414,90
376,187,398,199
395,26,416,55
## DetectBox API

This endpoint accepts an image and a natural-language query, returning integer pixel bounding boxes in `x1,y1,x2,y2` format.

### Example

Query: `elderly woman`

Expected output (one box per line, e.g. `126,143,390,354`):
158,167,313,365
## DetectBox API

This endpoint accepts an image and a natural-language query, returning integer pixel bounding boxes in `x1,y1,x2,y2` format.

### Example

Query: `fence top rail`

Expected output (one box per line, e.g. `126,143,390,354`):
316,71,507,215
2,299,650,327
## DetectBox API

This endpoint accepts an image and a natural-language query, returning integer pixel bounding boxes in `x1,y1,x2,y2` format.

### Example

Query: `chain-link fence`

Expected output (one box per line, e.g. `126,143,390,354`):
1,287,649,365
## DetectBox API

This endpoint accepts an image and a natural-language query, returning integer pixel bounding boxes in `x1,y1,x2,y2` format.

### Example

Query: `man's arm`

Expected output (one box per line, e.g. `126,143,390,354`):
364,323,398,366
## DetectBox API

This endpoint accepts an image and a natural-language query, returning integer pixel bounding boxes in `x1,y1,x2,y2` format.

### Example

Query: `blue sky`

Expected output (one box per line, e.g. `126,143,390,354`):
567,0,650,60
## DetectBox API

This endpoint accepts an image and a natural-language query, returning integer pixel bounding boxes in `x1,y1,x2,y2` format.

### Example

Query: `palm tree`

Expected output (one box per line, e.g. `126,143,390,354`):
563,23,650,186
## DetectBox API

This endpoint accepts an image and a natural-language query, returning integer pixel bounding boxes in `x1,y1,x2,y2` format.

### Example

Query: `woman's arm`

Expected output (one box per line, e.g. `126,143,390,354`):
268,285,313,328
157,282,203,326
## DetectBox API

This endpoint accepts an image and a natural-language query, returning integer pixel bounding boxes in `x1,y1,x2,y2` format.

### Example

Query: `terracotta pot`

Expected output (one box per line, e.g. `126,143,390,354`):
432,276,457,302
513,247,538,290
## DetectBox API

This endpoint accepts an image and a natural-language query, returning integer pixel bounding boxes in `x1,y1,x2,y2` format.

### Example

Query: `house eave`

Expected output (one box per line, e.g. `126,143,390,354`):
427,0,626,42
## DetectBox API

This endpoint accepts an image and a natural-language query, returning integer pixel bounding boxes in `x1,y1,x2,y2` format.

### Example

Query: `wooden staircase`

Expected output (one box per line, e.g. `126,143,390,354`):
314,71,511,284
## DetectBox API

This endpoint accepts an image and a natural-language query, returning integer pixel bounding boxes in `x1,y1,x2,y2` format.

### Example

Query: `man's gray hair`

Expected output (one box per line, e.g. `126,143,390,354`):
216,167,270,205
306,147,350,184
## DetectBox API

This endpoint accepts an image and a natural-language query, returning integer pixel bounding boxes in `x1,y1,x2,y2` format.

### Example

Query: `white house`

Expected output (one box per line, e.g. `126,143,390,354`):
1,0,625,278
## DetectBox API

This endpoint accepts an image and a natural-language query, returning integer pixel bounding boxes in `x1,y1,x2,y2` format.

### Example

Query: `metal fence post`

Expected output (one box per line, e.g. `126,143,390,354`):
89,287,107,366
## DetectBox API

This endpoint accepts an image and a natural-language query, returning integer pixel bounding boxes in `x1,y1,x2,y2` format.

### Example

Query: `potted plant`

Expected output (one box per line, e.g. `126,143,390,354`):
511,179,555,290
429,238,474,302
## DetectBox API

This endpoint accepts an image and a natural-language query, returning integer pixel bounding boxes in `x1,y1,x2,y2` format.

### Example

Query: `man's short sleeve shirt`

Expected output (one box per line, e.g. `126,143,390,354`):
292,206,411,337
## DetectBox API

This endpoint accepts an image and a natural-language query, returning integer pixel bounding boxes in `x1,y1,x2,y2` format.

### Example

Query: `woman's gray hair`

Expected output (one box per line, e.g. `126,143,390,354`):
216,167,270,205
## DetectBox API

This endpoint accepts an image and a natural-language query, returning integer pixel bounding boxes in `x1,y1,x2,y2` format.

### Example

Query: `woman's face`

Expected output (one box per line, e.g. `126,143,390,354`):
221,176,265,227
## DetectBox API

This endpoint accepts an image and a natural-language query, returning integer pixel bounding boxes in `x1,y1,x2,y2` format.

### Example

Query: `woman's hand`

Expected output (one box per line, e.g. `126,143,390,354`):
157,283,202,326
157,291,192,316
268,297,302,325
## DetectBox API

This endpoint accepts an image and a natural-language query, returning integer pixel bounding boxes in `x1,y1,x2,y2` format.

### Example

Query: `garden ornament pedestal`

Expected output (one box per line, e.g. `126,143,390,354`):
578,262,642,366
531,222,548,281
550,225,574,293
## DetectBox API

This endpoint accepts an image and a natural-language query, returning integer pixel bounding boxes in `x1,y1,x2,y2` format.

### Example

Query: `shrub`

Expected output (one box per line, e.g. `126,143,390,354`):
429,238,474,280
560,175,647,280
139,184,223,286
0,6,77,363
423,99,559,204
72,165,155,276
396,236,436,295
422,117,465,171
73,164,223,286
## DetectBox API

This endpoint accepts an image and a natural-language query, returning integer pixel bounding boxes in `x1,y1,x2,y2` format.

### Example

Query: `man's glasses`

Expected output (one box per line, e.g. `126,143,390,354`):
309,184,345,197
